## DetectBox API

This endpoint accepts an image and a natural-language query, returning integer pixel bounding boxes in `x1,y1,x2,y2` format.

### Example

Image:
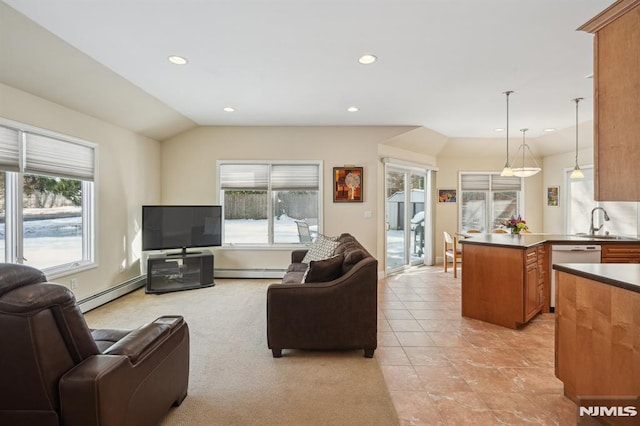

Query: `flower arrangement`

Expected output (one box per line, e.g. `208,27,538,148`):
503,215,528,234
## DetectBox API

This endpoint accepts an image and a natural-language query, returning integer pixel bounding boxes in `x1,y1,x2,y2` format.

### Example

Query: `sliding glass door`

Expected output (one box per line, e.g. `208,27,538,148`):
385,164,432,274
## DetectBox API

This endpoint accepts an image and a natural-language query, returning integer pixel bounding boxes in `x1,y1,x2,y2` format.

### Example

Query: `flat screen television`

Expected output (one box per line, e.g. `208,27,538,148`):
142,205,222,253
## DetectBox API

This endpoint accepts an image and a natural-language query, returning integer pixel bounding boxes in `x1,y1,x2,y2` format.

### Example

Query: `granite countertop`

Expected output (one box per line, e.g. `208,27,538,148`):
553,263,640,294
459,233,640,249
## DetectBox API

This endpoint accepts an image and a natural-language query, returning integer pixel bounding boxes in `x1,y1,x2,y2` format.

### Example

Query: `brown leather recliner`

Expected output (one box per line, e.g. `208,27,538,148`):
0,263,189,426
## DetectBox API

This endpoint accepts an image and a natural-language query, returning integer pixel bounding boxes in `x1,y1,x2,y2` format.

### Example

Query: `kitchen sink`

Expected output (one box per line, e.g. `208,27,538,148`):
573,233,640,241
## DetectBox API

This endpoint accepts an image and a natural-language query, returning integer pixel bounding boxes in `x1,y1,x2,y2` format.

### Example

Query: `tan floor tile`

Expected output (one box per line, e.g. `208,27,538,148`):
476,347,533,368
529,393,578,425
383,309,416,320
376,346,411,366
380,365,424,391
499,367,565,394
428,392,498,425
390,391,444,426
452,363,522,393
395,331,436,347
518,346,555,368
388,319,424,332
478,392,556,424
414,363,473,393
378,265,566,425
379,331,401,347
403,346,450,366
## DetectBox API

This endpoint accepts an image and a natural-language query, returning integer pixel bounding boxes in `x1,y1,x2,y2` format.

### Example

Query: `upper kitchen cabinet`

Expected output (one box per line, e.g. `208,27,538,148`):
579,0,640,201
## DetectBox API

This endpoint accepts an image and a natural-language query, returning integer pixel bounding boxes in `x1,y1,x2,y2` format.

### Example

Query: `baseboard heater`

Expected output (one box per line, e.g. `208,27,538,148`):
77,275,146,313
214,268,286,279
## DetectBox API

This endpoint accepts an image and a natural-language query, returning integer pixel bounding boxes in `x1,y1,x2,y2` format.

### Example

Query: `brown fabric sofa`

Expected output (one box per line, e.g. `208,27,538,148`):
267,233,378,358
0,263,189,426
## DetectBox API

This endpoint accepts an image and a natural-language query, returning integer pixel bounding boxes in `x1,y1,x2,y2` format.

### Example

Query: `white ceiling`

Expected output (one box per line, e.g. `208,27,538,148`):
1,0,614,144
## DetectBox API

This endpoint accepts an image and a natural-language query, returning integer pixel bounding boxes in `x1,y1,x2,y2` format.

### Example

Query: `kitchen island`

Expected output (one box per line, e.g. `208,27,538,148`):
553,263,640,403
459,234,640,329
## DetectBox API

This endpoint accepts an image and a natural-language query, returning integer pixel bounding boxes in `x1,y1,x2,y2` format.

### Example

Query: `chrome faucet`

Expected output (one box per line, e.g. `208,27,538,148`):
589,207,610,235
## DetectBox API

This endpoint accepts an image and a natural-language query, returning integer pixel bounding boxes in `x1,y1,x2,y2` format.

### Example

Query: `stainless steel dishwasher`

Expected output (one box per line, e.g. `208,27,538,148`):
550,244,601,311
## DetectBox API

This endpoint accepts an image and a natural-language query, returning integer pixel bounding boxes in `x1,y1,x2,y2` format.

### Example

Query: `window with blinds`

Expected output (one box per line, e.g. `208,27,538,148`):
0,118,96,275
459,172,523,232
218,162,322,245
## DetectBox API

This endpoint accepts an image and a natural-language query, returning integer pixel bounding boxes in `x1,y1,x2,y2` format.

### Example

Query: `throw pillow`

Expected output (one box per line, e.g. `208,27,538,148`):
302,234,340,264
302,254,344,283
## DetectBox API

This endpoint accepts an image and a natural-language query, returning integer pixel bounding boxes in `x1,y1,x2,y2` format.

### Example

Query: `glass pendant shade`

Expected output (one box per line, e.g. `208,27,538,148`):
501,164,514,177
570,164,584,179
499,91,514,177
570,97,584,179
511,128,541,177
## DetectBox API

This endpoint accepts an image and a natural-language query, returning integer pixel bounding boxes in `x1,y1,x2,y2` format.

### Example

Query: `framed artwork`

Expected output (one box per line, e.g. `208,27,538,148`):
547,186,559,207
333,167,363,202
438,189,457,203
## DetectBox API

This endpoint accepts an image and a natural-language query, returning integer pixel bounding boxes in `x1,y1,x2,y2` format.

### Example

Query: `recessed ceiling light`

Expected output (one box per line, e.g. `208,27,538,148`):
495,128,505,132
168,55,188,65
358,54,377,65
347,106,359,112
544,128,556,132
223,107,235,112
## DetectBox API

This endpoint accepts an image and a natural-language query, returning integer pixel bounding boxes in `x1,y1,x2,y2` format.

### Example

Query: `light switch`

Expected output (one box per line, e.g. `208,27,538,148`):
363,211,373,219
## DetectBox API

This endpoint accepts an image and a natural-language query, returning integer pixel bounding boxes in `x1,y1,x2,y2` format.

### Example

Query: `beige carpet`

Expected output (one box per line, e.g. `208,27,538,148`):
84,279,399,426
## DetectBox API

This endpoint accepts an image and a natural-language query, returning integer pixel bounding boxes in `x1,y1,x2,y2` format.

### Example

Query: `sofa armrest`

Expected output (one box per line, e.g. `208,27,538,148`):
59,355,132,426
60,317,190,426
291,250,308,263
102,316,184,363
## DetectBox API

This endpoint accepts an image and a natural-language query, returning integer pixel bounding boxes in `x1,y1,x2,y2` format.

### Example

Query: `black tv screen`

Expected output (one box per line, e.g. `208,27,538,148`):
142,205,222,252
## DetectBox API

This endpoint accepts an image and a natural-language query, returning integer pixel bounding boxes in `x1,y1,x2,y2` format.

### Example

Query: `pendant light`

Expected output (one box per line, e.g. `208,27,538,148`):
500,90,514,176
511,128,541,177
570,97,585,179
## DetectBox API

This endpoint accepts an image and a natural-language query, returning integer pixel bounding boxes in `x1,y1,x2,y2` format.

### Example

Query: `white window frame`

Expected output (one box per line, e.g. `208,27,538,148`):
458,172,524,232
217,160,323,247
0,117,97,278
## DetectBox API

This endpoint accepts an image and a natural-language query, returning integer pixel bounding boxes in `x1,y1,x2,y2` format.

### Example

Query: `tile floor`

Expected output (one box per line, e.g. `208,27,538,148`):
377,265,577,425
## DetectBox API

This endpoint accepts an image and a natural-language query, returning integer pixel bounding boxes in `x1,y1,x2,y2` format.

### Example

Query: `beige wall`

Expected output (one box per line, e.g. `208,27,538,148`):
161,126,417,271
542,147,594,233
0,83,162,299
0,80,596,295
435,140,543,260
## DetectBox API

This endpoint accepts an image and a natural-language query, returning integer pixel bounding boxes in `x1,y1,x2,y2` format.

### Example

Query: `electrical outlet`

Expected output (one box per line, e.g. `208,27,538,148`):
70,279,78,290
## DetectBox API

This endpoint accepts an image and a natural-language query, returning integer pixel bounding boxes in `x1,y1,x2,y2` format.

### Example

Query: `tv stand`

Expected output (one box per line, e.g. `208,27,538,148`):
146,251,215,294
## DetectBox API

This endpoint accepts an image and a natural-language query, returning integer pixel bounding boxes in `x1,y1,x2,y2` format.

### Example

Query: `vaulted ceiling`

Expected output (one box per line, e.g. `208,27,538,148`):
1,0,613,154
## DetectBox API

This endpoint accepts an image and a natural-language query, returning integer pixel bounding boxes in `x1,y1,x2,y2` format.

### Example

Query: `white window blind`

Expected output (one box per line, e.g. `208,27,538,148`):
271,164,319,190
0,125,20,172
461,174,490,190
461,174,521,191
24,132,95,181
491,175,521,191
220,164,269,189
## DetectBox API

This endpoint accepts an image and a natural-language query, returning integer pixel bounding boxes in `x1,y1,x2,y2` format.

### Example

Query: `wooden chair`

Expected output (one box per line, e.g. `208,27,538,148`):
443,231,462,278
466,229,481,234
492,229,508,233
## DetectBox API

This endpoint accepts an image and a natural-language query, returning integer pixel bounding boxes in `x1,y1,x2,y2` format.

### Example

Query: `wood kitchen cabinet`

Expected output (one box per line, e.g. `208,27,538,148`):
462,243,544,329
524,247,544,323
601,244,640,263
579,0,640,201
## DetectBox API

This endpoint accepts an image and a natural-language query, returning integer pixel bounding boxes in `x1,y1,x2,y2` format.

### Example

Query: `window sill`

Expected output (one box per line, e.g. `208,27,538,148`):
219,244,311,251
44,261,97,280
